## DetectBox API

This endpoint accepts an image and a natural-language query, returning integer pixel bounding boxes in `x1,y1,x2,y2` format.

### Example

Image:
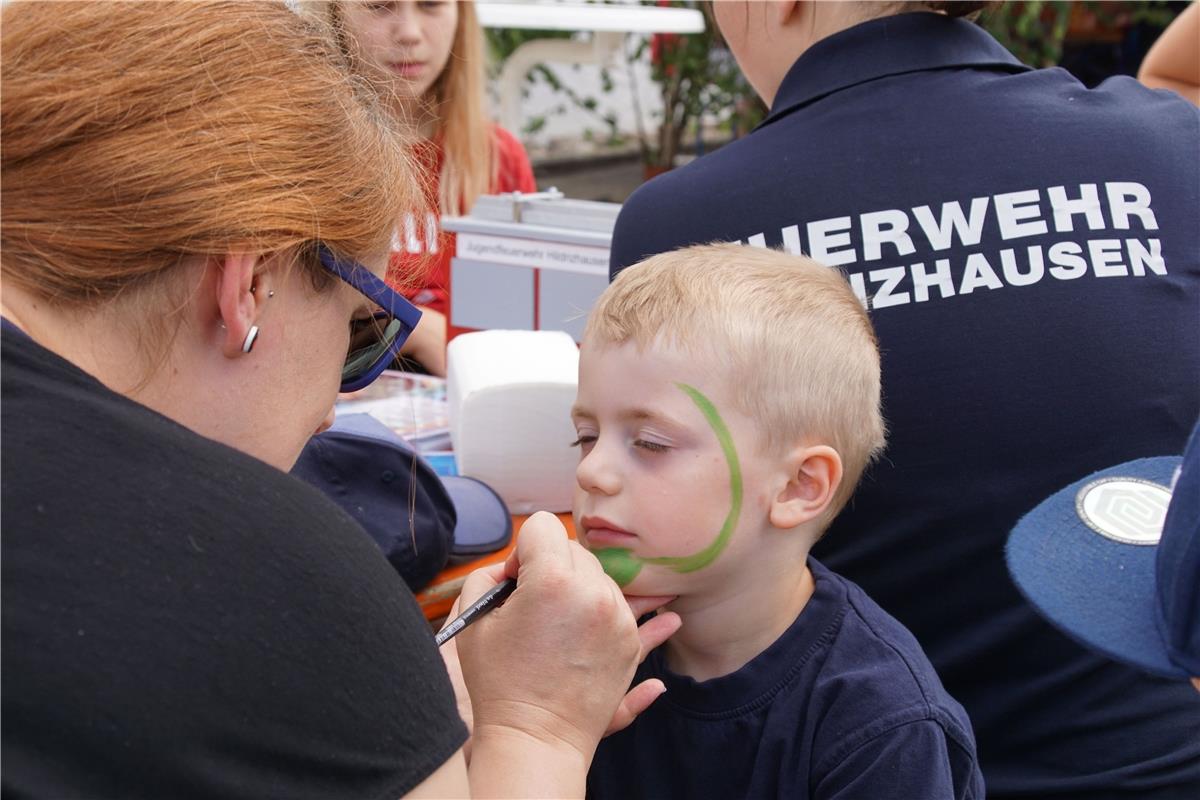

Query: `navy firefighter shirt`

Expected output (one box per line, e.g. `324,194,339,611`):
588,559,984,800
609,12,1200,800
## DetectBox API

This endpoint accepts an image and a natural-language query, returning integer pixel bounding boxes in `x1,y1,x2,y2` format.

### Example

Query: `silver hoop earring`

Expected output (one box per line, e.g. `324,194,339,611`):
241,325,259,354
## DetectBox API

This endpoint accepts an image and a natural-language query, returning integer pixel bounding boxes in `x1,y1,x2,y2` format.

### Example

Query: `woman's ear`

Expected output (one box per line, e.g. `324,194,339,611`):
769,445,843,530
214,253,269,358
777,0,803,25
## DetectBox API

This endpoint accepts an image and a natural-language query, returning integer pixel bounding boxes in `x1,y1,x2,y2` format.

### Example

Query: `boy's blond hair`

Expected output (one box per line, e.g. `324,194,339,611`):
584,243,886,521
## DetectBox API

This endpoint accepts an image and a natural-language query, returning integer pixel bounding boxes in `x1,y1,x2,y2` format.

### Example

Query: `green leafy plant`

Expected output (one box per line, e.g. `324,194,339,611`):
979,1,1073,67
978,1,1180,68
485,28,619,141
484,1,764,171
633,1,765,171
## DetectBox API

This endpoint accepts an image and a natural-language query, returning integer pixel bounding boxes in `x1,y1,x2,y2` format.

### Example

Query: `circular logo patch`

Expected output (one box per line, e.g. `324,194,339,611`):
1075,477,1171,545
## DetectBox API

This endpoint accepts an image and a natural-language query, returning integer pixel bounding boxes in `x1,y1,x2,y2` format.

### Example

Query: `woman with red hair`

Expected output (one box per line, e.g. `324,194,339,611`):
0,3,674,797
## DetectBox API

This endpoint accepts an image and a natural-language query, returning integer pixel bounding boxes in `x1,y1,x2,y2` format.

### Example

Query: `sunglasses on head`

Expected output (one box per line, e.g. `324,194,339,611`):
316,244,423,393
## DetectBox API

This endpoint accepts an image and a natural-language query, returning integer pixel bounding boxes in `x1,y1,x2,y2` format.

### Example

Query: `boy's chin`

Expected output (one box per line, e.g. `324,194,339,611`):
619,576,681,602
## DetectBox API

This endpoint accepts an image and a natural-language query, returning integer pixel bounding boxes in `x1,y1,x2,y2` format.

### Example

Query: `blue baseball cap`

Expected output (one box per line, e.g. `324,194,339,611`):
1006,421,1200,680
292,414,512,591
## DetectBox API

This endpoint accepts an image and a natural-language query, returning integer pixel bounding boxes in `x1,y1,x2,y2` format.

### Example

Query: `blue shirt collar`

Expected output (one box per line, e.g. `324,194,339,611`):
762,12,1030,128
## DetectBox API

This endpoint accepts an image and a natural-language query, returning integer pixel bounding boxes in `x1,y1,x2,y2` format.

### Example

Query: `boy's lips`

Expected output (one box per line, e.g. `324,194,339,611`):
580,516,637,548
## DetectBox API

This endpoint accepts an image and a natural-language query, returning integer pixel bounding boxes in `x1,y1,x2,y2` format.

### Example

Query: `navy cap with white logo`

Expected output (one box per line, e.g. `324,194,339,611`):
1006,421,1200,679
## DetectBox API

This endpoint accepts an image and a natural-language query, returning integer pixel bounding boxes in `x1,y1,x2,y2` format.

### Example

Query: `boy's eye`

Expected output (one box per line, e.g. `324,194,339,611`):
570,434,671,453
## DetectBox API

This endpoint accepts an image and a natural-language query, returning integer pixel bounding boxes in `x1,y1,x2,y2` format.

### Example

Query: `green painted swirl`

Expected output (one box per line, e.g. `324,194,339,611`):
593,382,743,587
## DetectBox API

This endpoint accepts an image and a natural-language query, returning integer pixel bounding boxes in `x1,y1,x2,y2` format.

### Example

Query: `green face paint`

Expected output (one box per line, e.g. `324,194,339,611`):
593,382,744,587
594,547,644,586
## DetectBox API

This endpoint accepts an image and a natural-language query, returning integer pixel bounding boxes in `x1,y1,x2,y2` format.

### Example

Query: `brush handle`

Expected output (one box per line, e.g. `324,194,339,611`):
435,577,518,646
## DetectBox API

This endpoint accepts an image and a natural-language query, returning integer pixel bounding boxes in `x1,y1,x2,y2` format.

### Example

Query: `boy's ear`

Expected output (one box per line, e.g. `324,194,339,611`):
769,445,843,531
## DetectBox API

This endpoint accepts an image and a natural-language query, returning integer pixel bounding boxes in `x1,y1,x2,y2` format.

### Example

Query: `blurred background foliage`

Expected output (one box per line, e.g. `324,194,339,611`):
485,1,763,170
487,1,1188,171
981,1,1182,74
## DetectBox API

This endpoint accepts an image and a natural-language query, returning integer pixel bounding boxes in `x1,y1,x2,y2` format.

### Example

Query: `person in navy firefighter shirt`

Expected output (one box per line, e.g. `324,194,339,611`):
608,2,1200,798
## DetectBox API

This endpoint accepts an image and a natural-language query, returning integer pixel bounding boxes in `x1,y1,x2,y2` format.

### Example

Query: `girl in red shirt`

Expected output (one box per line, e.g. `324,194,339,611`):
313,1,537,374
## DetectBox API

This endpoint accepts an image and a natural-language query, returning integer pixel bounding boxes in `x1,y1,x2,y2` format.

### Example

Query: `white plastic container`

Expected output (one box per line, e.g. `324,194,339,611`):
446,330,579,514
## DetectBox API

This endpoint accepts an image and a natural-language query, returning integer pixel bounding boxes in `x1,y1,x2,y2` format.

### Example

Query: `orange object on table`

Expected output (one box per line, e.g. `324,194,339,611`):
416,512,576,623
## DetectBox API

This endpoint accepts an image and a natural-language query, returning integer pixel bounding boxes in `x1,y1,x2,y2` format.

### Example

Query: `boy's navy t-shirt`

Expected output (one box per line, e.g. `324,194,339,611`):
588,559,984,800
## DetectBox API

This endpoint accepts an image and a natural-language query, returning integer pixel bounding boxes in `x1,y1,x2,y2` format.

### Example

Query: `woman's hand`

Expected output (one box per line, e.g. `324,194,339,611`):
437,624,474,758
440,571,679,756
449,512,679,792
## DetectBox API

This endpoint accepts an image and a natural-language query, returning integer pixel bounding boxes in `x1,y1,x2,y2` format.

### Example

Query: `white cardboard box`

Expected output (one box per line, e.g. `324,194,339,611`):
446,330,580,514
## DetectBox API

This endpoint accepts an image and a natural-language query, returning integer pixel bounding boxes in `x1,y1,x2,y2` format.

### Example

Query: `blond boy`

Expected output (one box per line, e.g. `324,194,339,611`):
577,244,983,799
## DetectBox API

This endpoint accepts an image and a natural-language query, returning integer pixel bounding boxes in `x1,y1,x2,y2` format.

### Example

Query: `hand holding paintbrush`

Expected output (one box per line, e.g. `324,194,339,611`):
434,513,681,762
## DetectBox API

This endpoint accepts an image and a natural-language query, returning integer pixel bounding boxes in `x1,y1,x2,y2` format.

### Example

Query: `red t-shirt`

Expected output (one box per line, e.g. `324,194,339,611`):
387,124,536,320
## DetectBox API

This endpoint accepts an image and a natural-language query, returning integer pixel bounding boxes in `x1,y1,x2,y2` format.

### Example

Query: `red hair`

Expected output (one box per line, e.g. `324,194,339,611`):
1,0,418,305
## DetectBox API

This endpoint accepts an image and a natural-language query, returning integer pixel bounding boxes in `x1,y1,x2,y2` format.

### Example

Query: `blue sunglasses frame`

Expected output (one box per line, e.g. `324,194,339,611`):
316,244,423,392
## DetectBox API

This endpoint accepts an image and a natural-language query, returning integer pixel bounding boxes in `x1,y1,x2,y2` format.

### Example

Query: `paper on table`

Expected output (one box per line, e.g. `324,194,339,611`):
335,371,451,452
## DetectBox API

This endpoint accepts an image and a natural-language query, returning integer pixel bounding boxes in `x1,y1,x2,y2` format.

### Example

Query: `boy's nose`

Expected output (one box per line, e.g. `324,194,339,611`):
576,446,621,496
